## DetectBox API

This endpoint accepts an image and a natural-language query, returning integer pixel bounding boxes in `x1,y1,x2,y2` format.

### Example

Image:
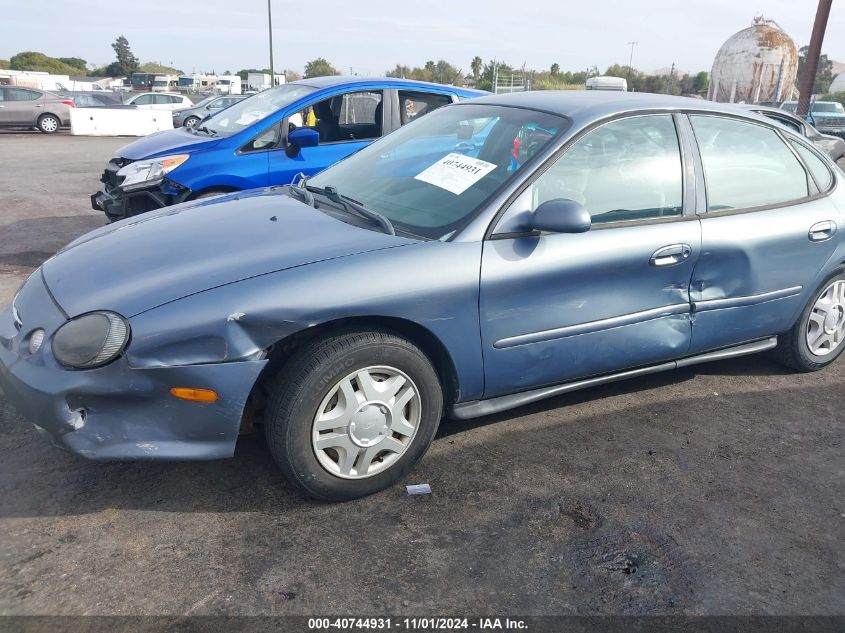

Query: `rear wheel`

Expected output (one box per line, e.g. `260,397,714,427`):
776,270,845,371
265,330,443,501
37,114,60,134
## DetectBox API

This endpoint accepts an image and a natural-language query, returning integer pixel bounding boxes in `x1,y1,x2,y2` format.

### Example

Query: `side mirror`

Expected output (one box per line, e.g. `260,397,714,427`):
529,199,591,234
285,127,320,157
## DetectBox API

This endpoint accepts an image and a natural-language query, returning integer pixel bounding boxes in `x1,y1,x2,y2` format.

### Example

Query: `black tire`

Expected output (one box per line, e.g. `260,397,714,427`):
265,330,443,501
183,116,200,128
776,268,845,372
37,113,60,134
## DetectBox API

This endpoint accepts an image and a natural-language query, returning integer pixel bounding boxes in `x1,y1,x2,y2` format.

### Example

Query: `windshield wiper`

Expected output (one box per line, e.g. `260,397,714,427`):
288,182,315,207
195,125,217,136
306,185,395,236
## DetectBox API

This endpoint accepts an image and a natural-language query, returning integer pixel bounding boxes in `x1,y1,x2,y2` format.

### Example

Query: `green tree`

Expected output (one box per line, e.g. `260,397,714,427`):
0,59,9,70
111,35,139,76
550,63,560,76
798,46,834,94
386,64,411,78
692,70,709,96
57,57,87,73
9,51,81,75
139,62,182,75
304,58,339,78
470,56,482,84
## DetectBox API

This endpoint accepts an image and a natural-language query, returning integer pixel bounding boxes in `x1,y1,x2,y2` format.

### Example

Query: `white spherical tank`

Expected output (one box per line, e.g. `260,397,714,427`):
708,17,799,104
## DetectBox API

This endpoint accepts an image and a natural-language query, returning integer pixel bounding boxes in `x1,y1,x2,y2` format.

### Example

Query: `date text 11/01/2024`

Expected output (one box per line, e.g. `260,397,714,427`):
307,617,529,630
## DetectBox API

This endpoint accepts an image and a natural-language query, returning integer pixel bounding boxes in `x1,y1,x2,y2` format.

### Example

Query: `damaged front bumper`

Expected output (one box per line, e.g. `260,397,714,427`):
91,158,191,222
0,272,267,460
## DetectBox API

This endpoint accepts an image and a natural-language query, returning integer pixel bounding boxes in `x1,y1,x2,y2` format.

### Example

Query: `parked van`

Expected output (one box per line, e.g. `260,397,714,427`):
217,76,242,95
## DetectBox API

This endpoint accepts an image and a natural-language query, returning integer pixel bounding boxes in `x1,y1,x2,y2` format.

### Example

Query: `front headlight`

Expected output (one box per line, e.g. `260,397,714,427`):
117,154,189,191
52,312,130,369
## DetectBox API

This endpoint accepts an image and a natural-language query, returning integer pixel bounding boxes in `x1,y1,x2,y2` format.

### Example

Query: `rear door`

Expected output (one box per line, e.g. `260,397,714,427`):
2,88,43,124
686,114,844,353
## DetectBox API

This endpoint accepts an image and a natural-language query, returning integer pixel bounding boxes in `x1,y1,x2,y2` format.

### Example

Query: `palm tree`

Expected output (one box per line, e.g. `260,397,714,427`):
471,56,482,84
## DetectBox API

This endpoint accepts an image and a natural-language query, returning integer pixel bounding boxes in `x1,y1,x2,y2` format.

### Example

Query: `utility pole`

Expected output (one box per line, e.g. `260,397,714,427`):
797,0,832,116
665,62,675,94
267,0,275,85
626,41,638,88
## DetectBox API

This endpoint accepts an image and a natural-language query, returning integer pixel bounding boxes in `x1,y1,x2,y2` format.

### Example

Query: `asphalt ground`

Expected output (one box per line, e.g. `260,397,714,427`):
0,130,844,618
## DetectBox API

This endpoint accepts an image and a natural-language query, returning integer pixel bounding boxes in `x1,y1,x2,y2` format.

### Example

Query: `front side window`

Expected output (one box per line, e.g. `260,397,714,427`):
307,104,566,239
528,114,683,225
399,91,453,125
690,115,809,211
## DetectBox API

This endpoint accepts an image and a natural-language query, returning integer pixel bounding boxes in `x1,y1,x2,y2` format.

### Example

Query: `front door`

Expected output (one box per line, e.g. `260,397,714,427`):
686,114,844,353
268,90,385,186
480,114,701,397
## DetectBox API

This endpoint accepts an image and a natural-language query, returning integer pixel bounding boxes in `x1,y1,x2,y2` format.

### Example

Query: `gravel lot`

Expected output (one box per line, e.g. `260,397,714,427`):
0,130,844,617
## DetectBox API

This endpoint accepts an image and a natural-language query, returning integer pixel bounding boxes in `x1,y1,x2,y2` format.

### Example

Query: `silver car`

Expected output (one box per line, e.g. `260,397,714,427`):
172,94,247,128
745,105,845,161
0,87,74,133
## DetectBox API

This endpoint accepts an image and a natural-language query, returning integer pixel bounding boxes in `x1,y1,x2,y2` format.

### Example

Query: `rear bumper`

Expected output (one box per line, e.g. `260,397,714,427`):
0,273,267,460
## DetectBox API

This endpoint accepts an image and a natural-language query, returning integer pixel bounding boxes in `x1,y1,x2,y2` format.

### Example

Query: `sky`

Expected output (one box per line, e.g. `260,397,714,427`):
0,0,843,77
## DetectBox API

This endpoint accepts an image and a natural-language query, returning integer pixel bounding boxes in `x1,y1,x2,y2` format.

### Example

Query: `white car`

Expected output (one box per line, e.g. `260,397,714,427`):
125,92,193,111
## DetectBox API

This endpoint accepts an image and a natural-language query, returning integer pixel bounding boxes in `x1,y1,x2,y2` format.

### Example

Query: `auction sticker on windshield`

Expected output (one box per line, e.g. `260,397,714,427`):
414,153,497,195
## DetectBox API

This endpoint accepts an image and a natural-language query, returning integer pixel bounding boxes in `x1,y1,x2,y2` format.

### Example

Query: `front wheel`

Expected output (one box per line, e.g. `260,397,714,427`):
776,270,845,371
265,330,443,501
183,116,200,128
37,114,60,134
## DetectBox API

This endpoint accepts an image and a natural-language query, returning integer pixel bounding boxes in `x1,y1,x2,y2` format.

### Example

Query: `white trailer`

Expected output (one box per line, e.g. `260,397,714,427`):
216,76,242,94
585,76,628,91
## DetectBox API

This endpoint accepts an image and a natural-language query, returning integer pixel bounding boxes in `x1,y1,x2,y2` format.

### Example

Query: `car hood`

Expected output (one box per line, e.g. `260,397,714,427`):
42,190,417,318
117,127,221,159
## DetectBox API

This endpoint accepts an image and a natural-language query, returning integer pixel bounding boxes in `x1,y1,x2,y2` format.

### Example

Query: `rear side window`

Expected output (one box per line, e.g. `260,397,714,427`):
399,91,453,125
690,115,809,211
7,88,40,101
790,140,833,192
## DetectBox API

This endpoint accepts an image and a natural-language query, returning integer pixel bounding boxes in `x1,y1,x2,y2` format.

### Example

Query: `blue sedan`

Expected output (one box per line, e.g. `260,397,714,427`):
91,76,486,221
4,91,845,500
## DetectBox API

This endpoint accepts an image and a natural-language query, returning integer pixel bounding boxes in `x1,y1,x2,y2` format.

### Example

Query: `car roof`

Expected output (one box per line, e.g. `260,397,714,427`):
291,75,486,97
454,90,762,124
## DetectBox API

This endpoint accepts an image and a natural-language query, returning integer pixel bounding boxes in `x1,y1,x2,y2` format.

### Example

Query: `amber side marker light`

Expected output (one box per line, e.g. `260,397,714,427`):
170,387,218,403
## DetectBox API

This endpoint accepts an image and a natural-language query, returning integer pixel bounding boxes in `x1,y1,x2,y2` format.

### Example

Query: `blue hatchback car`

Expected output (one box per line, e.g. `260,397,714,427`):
91,77,485,221
6,92,845,500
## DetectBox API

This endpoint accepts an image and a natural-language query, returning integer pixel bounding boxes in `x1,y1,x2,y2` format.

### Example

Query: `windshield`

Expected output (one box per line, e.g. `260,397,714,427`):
201,84,316,136
192,95,216,108
307,104,568,239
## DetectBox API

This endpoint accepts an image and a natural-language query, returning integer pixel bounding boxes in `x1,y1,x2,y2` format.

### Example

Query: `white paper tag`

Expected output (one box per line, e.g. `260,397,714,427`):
414,152,497,195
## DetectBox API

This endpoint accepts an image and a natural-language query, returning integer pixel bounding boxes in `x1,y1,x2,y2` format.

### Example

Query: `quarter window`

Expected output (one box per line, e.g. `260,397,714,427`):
690,115,809,210
790,140,833,192
529,114,683,225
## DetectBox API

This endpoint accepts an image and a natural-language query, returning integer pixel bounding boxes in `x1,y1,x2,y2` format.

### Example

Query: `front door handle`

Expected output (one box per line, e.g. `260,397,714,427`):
650,243,692,267
809,220,837,242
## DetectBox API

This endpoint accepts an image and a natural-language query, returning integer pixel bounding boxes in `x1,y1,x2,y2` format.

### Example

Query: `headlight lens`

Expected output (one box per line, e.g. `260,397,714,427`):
52,312,130,369
117,154,189,190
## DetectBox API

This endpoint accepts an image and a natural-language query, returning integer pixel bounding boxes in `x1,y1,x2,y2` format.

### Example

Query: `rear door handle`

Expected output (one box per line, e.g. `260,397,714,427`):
809,220,837,242
650,243,692,267
34,104,44,108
